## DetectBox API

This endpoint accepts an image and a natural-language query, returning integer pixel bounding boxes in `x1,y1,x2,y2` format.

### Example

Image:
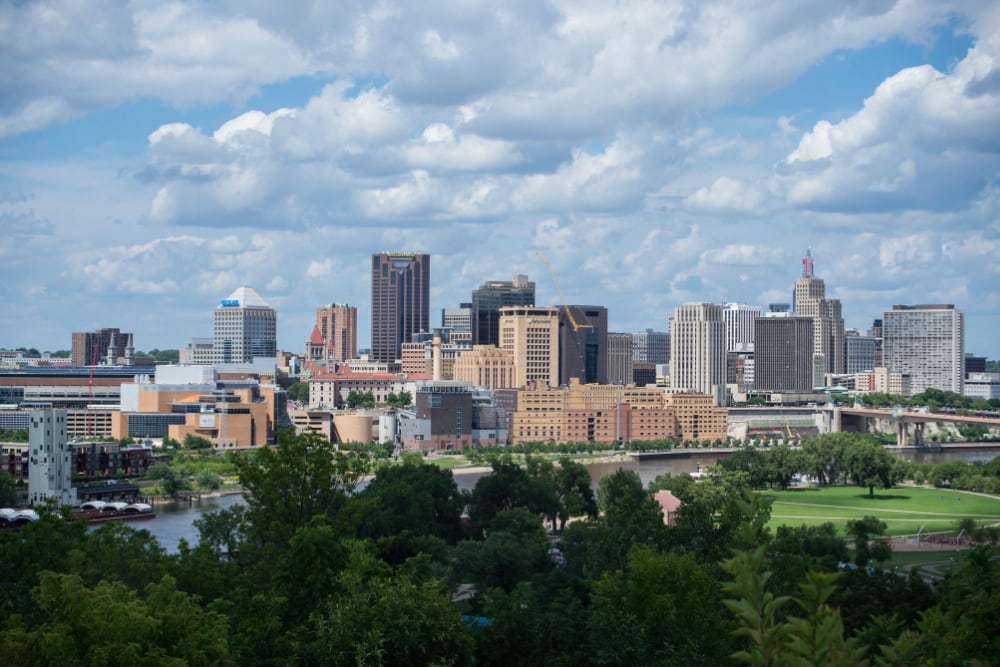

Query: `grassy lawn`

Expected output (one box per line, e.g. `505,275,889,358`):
764,485,1000,536
424,456,470,470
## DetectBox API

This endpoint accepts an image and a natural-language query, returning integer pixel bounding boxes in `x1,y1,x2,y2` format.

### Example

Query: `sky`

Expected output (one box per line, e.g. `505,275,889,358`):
2,0,999,358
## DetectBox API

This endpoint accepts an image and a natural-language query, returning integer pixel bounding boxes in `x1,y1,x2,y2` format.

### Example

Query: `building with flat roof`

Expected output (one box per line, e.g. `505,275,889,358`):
499,306,560,388
631,329,669,364
453,345,517,390
754,316,814,393
669,302,726,396
882,304,964,396
371,253,430,363
28,409,76,506
723,303,761,352
471,275,535,347
559,305,608,385
607,333,634,385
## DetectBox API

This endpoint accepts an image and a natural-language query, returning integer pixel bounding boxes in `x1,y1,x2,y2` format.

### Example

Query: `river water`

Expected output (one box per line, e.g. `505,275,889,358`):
138,447,1000,553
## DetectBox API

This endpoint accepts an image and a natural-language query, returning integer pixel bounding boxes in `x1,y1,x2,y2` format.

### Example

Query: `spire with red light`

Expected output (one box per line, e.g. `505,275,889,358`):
802,247,814,278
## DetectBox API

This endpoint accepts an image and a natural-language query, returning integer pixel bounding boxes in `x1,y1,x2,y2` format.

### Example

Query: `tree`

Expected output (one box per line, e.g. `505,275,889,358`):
293,565,473,666
0,471,17,507
595,469,668,571
146,462,190,499
183,433,214,450
196,469,222,490
554,458,598,531
286,381,310,403
0,572,233,665
235,430,367,546
846,515,892,566
356,456,465,564
844,438,901,497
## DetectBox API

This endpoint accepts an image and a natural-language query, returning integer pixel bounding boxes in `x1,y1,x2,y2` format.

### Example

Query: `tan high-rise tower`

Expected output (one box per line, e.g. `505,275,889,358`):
793,249,845,377
499,306,560,388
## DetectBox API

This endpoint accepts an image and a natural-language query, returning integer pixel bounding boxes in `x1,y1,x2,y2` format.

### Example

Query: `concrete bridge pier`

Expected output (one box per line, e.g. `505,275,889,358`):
895,421,925,447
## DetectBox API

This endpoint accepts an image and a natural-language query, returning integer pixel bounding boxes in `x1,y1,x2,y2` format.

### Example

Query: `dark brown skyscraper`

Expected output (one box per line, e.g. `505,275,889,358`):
371,253,430,363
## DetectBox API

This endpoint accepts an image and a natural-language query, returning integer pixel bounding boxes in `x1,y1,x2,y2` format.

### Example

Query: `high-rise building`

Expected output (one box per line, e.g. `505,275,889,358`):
631,329,670,364
71,328,133,366
607,333,634,385
882,304,964,396
442,304,472,331
669,302,727,395
471,275,535,346
845,329,878,374
793,249,845,375
28,409,76,506
314,303,358,363
723,303,761,352
212,287,277,364
559,305,608,385
499,306,560,388
754,316,814,393
371,253,430,363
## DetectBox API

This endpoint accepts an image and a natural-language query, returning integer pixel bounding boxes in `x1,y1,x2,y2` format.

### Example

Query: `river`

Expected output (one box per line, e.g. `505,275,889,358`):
136,447,1000,553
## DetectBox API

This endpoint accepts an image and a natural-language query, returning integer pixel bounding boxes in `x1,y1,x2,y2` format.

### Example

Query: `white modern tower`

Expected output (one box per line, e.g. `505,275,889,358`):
723,302,761,352
669,302,727,395
882,304,964,396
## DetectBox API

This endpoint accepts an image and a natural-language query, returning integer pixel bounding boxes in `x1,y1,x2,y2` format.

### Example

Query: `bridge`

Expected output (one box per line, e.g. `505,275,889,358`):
832,406,1000,446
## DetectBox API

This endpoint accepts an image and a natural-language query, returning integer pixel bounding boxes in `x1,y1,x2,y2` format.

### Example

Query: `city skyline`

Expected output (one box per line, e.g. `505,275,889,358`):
2,3,999,356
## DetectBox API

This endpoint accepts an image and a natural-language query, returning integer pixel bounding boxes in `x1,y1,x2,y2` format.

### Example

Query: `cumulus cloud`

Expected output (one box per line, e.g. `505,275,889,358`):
684,177,767,213
780,8,1000,212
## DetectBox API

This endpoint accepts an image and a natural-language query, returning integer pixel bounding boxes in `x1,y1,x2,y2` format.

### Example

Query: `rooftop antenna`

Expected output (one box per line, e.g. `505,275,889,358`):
802,247,815,278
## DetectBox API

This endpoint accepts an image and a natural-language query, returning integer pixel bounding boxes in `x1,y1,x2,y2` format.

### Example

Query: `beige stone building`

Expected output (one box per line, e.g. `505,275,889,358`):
453,345,517,389
662,393,728,443
511,379,680,444
499,306,560,388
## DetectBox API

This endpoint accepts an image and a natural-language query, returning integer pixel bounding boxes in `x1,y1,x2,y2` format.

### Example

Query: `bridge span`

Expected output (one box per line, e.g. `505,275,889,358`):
832,406,1000,446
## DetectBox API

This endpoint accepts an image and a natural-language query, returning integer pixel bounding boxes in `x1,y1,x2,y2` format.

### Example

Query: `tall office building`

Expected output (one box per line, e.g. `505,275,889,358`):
607,332,634,385
754,316,814,393
882,304,964,396
71,328,133,366
213,287,277,364
631,329,670,364
499,306,560,388
559,305,608,385
442,304,472,331
314,302,358,363
669,302,727,394
845,330,878,374
471,275,535,346
723,302,761,352
793,249,845,374
371,253,430,363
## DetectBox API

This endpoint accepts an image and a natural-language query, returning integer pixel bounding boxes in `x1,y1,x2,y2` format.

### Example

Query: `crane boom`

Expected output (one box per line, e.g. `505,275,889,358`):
535,252,593,331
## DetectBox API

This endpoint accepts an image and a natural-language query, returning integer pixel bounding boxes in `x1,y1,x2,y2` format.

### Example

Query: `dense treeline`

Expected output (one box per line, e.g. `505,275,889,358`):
1,430,998,665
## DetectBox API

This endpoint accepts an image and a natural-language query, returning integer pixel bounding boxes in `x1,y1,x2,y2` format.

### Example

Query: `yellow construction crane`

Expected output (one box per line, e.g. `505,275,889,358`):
535,252,593,331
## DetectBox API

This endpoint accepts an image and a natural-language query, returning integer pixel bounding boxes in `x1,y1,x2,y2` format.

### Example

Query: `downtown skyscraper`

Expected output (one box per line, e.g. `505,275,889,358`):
212,286,277,364
371,253,430,363
471,275,535,346
793,249,845,376
882,304,964,396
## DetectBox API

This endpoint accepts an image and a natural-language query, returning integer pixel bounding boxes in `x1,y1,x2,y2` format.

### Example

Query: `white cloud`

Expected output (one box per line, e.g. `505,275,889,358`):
684,177,767,213
781,9,1000,212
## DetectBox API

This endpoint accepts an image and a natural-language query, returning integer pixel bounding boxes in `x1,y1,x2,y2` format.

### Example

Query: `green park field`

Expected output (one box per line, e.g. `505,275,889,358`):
764,485,1000,536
